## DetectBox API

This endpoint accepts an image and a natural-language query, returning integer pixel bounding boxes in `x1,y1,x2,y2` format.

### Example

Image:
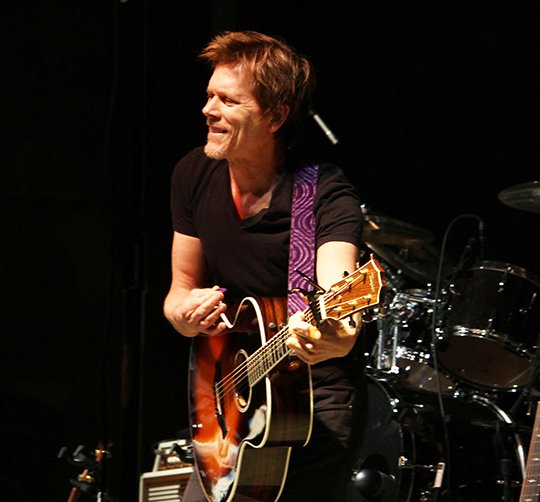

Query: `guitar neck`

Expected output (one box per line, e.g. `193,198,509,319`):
520,402,540,502
246,256,385,387
247,327,292,387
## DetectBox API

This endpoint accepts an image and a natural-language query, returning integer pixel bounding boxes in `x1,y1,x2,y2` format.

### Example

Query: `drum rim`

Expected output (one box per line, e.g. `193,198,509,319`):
471,260,540,286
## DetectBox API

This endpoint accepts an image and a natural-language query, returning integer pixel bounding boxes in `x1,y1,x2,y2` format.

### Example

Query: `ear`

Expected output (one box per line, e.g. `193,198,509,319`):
268,104,290,133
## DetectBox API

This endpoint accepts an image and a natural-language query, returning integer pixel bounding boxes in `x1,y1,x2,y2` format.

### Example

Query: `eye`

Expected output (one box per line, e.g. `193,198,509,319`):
221,95,237,105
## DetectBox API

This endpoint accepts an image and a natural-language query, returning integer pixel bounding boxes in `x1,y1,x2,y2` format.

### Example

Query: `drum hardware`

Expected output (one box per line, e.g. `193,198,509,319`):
498,180,540,214
353,211,538,501
348,377,524,501
351,469,397,499
378,289,436,373
351,461,443,501
510,347,540,418
369,288,457,396
470,394,525,482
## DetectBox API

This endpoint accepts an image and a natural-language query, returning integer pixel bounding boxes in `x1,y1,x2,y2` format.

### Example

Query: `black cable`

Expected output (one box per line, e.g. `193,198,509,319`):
429,213,484,498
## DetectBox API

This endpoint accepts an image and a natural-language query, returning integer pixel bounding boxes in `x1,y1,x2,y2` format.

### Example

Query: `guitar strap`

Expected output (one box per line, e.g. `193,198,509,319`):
287,164,319,316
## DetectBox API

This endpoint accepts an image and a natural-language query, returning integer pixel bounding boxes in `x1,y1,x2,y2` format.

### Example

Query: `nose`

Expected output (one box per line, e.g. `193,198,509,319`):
202,96,218,117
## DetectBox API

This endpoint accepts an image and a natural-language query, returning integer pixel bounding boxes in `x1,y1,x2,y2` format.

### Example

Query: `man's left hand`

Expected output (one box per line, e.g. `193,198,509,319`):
285,311,359,364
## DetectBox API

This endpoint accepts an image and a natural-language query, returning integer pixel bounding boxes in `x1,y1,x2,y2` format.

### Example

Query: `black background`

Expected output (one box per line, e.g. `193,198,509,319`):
2,1,539,500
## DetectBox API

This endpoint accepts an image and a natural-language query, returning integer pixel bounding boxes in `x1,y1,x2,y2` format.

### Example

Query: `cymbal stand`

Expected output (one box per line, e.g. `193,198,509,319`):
389,323,400,374
373,315,387,371
372,315,399,374
371,297,409,375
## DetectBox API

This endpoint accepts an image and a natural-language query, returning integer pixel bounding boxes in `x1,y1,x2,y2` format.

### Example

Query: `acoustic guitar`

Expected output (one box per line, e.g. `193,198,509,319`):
188,256,385,502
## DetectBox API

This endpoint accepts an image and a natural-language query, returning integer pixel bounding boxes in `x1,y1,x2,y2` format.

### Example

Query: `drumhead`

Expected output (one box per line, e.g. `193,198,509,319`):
440,261,540,389
471,261,540,287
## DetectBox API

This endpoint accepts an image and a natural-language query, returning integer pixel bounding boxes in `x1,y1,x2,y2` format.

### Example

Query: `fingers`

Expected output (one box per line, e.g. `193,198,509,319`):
184,287,224,323
319,317,357,338
289,313,321,343
286,313,359,363
198,302,227,333
285,334,315,363
178,286,227,336
286,315,322,363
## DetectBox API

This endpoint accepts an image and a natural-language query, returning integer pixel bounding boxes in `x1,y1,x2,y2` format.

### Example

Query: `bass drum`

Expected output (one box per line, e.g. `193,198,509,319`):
346,377,524,502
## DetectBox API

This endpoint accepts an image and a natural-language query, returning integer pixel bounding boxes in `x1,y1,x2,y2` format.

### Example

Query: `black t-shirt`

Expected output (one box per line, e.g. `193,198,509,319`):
171,147,364,300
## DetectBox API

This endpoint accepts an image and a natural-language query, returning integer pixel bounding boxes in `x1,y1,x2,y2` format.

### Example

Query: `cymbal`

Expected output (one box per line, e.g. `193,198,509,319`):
362,214,435,247
366,241,455,284
498,180,540,214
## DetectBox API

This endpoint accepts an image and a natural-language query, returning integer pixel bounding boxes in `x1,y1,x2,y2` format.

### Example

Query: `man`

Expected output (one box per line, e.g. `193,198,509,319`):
164,30,366,501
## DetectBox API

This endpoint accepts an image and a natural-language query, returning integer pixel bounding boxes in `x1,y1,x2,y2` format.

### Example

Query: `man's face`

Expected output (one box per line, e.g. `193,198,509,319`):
202,63,274,161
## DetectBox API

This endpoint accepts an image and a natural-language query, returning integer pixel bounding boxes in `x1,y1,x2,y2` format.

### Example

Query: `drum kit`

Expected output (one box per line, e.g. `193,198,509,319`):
348,181,540,501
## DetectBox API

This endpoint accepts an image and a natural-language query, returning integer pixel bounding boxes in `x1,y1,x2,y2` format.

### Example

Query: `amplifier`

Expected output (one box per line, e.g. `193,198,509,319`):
139,439,193,502
139,466,192,502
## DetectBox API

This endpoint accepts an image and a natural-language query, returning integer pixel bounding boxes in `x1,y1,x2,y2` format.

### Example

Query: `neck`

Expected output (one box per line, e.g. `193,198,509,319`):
229,146,286,195
228,147,286,219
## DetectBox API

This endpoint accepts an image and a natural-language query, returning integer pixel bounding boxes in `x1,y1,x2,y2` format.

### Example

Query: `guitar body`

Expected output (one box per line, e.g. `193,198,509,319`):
189,297,313,502
188,256,386,502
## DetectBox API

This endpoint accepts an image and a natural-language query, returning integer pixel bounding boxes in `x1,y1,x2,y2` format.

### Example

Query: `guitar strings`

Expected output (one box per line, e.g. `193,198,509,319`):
214,277,371,403
214,270,374,401
214,267,376,402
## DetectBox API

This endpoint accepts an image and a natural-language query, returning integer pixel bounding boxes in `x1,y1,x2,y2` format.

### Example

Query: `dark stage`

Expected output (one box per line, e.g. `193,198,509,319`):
2,1,539,500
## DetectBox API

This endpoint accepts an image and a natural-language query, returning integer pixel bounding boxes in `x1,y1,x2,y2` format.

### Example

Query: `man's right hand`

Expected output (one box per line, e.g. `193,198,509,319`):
165,286,228,337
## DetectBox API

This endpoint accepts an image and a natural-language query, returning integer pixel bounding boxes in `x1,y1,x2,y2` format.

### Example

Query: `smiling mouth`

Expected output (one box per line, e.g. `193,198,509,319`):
208,125,227,134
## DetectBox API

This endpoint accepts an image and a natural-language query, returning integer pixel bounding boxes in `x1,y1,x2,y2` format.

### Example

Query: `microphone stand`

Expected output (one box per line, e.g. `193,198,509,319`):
309,109,339,145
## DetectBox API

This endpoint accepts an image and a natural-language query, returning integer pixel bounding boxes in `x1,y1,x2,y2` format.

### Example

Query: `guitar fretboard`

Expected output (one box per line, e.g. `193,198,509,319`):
247,329,291,387
220,256,384,395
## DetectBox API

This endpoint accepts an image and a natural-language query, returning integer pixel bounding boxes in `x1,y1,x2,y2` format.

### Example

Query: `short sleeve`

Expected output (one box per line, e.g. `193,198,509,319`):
314,163,364,249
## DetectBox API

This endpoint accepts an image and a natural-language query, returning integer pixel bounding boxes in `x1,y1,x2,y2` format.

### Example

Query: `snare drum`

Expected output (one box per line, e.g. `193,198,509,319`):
438,261,540,390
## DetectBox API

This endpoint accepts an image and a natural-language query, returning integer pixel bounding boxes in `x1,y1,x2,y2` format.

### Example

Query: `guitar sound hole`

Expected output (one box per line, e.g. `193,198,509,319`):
234,349,251,413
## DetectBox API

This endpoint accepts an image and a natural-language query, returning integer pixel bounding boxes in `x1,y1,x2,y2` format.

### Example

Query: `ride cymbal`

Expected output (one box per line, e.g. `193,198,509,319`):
498,180,540,214
365,241,454,284
362,213,435,247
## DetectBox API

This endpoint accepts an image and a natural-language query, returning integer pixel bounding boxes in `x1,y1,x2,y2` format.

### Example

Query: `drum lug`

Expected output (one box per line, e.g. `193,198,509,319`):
398,455,411,468
398,456,436,471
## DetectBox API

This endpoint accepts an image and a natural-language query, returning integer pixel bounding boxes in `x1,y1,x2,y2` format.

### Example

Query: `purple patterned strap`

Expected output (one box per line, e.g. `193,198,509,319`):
288,164,319,316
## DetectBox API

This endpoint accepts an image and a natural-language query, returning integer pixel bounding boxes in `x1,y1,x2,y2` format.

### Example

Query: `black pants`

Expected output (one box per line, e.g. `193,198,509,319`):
183,357,367,502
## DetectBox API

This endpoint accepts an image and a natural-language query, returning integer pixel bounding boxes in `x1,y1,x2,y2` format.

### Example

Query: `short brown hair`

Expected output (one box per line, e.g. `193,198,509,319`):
200,31,315,144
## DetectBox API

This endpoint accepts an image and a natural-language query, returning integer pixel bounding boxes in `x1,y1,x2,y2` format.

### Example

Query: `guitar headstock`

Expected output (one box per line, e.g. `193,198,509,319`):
323,255,386,321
